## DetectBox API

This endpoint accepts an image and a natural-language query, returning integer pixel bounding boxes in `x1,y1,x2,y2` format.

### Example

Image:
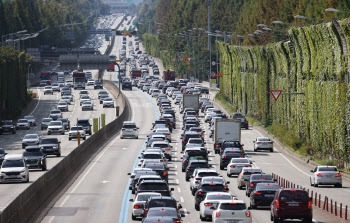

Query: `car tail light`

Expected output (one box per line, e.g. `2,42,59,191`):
308,201,312,209
249,183,254,187
198,191,202,195
268,142,273,144
195,178,202,180
247,165,251,167
202,144,204,147
163,171,167,175
133,128,137,131
166,133,170,135
246,211,251,217
242,173,244,176
165,148,171,150
204,203,213,206
183,139,186,143
335,173,341,177
224,186,228,190
144,209,148,216
195,115,197,117
245,122,248,124
215,144,219,147
122,128,125,131
216,211,220,217
230,165,235,168
173,220,181,223
276,200,280,209
134,204,142,209
256,142,261,144
222,156,227,159
254,192,262,195
317,173,324,177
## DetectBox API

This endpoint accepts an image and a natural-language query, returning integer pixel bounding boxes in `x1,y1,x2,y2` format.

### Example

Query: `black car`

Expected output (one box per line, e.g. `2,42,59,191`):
39,137,61,157
143,163,168,181
0,120,16,134
23,146,47,171
246,174,275,197
131,171,158,194
220,149,246,170
181,131,201,151
194,181,227,210
136,180,174,197
122,81,132,90
181,148,209,171
250,183,280,209
201,86,209,94
0,148,7,165
185,160,210,181
143,196,182,218
94,81,103,89
216,140,244,154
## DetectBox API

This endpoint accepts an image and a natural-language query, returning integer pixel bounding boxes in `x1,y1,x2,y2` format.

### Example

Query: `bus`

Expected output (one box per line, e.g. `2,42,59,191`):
40,71,52,85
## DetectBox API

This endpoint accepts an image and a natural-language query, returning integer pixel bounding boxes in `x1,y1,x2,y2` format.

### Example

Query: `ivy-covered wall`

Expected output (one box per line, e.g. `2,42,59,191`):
218,19,350,166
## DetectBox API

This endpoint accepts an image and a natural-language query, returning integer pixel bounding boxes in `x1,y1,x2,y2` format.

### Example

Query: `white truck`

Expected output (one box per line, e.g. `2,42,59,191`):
182,94,200,113
213,119,241,153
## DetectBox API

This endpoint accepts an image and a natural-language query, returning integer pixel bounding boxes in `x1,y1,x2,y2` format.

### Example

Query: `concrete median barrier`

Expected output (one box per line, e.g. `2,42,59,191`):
0,87,131,223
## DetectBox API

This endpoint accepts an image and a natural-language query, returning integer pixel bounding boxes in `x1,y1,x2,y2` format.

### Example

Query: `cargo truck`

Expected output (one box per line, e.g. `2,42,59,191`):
181,94,200,113
73,72,86,89
131,70,142,79
163,70,175,81
213,119,241,154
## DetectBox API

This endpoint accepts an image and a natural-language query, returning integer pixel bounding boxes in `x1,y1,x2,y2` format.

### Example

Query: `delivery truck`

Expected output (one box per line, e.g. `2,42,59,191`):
163,70,175,81
73,72,86,89
213,119,241,153
181,94,200,113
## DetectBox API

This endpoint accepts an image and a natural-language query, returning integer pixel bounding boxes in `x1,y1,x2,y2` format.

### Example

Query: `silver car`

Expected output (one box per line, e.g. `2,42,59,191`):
253,137,273,152
57,101,68,112
49,110,62,120
47,121,65,135
22,134,40,148
310,166,342,187
16,119,30,130
24,116,36,126
41,118,53,130
69,126,86,140
131,192,161,220
82,101,93,111
43,86,53,95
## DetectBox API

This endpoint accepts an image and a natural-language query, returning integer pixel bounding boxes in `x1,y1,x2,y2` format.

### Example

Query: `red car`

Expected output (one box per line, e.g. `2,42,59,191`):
270,188,312,223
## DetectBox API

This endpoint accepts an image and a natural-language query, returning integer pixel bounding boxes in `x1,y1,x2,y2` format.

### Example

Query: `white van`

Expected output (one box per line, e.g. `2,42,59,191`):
0,154,29,183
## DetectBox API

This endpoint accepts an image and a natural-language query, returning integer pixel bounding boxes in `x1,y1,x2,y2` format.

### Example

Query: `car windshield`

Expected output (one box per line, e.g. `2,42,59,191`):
2,121,12,125
256,183,281,190
148,199,177,208
83,101,91,104
24,116,34,119
58,102,66,105
51,111,60,114
24,135,38,139
62,97,69,99
207,194,232,200
50,122,61,126
23,151,43,157
251,175,273,181
279,191,309,201
71,127,83,131
139,183,168,190
40,138,58,144
188,139,203,144
42,119,52,122
18,119,28,123
77,121,89,126
201,184,225,191
319,167,338,171
220,203,246,210
137,194,160,202
144,154,161,159
147,209,177,217
104,98,113,101
81,96,90,99
2,160,24,168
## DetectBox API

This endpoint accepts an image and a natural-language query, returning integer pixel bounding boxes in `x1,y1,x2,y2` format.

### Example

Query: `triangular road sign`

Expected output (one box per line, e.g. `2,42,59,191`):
217,71,222,77
270,90,282,101
183,57,188,61
187,57,192,62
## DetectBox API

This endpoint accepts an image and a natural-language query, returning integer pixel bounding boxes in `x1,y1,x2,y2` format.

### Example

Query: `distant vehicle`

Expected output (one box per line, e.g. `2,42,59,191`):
23,147,47,171
94,81,103,89
22,134,40,148
121,121,139,139
39,137,61,157
163,70,175,81
69,126,86,141
0,154,29,183
0,120,16,134
107,63,115,71
253,137,273,152
44,86,53,95
73,72,86,89
16,119,30,130
40,71,52,85
212,200,252,223
77,118,92,135
47,121,64,135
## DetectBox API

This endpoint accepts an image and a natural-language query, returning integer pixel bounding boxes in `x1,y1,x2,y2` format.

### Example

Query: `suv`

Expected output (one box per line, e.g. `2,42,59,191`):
122,81,132,90
49,110,62,120
136,180,174,197
217,140,244,154
181,148,208,172
39,137,61,157
271,189,312,223
121,121,138,139
23,147,47,171
143,196,182,218
58,118,70,130
0,120,16,134
94,81,103,89
181,131,201,151
40,118,53,130
77,118,92,135
250,183,280,209
220,149,246,170
212,200,252,223
69,126,86,140
0,154,29,183
185,160,210,181
47,121,65,135
237,167,263,189
232,112,249,129
246,174,275,197
194,181,227,210
22,134,40,148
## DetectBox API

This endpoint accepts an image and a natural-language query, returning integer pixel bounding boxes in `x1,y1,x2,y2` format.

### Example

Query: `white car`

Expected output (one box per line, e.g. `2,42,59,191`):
47,121,65,135
87,79,95,85
205,112,216,122
103,98,114,108
151,141,172,160
151,89,160,98
237,167,262,189
43,86,53,95
0,154,29,183
142,84,151,92
131,192,161,220
253,137,274,152
186,138,205,149
175,95,182,104
82,101,93,111
58,81,65,87
212,200,252,223
227,158,252,177
51,83,60,92
310,166,342,187
57,101,68,112
16,119,30,130
190,169,219,194
121,121,139,139
80,95,91,105
153,128,171,142
49,110,62,120
61,96,72,104
22,134,40,148
69,126,86,140
199,192,236,221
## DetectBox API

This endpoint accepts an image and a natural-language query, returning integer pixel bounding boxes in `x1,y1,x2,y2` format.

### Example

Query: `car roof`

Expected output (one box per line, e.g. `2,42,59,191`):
206,192,231,196
218,200,245,204
123,121,136,124
196,169,217,173
189,160,207,163
201,181,224,185
4,154,24,160
149,196,174,200
140,180,167,184
185,131,199,135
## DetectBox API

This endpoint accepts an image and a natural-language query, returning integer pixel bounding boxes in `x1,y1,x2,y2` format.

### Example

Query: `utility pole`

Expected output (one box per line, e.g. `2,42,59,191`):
216,35,219,88
208,0,211,82
186,34,189,79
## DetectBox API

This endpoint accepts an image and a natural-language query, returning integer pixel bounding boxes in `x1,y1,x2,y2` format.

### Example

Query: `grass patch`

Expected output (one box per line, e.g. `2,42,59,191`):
215,93,235,113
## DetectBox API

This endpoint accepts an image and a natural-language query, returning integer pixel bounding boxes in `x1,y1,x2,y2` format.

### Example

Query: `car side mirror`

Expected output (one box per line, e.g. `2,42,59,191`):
226,181,230,184
241,144,244,146
253,141,255,143
274,179,277,182
178,204,182,209
310,170,314,173
171,188,174,191
248,207,252,210
129,199,134,202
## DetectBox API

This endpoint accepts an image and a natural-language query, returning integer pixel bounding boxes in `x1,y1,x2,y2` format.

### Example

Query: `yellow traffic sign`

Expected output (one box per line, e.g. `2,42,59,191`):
217,71,222,77
115,60,122,62
184,57,188,62
187,66,191,69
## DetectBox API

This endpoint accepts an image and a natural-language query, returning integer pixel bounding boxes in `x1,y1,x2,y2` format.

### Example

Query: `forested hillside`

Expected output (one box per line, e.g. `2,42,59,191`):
0,0,108,48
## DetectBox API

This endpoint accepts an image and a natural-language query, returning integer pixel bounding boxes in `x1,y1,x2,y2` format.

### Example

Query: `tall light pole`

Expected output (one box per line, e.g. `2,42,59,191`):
208,0,211,82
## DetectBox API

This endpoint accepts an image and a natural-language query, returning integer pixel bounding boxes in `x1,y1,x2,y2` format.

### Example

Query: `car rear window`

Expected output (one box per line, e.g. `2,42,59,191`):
279,190,309,201
258,138,271,141
207,194,232,200
123,124,136,128
187,151,207,157
220,203,246,210
185,134,200,140
251,175,273,181
139,183,168,190
144,154,162,159
223,142,241,147
201,184,225,191
190,163,208,168
198,172,219,177
319,167,338,171
256,183,281,190
149,200,176,208
189,139,203,144
144,164,165,170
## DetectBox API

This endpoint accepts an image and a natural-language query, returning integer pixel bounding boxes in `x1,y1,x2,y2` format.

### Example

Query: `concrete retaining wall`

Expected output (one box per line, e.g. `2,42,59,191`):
0,89,131,223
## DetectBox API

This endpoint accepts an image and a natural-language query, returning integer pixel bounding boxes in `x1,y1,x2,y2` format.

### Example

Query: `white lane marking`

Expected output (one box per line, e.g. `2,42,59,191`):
48,131,121,223
255,130,309,176
183,208,188,216
29,89,41,116
175,172,178,176
175,164,178,168
180,197,184,202
176,179,179,184
177,187,181,193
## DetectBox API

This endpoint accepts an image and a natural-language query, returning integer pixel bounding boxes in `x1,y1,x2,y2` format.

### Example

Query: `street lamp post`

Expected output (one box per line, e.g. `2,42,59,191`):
325,8,350,14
